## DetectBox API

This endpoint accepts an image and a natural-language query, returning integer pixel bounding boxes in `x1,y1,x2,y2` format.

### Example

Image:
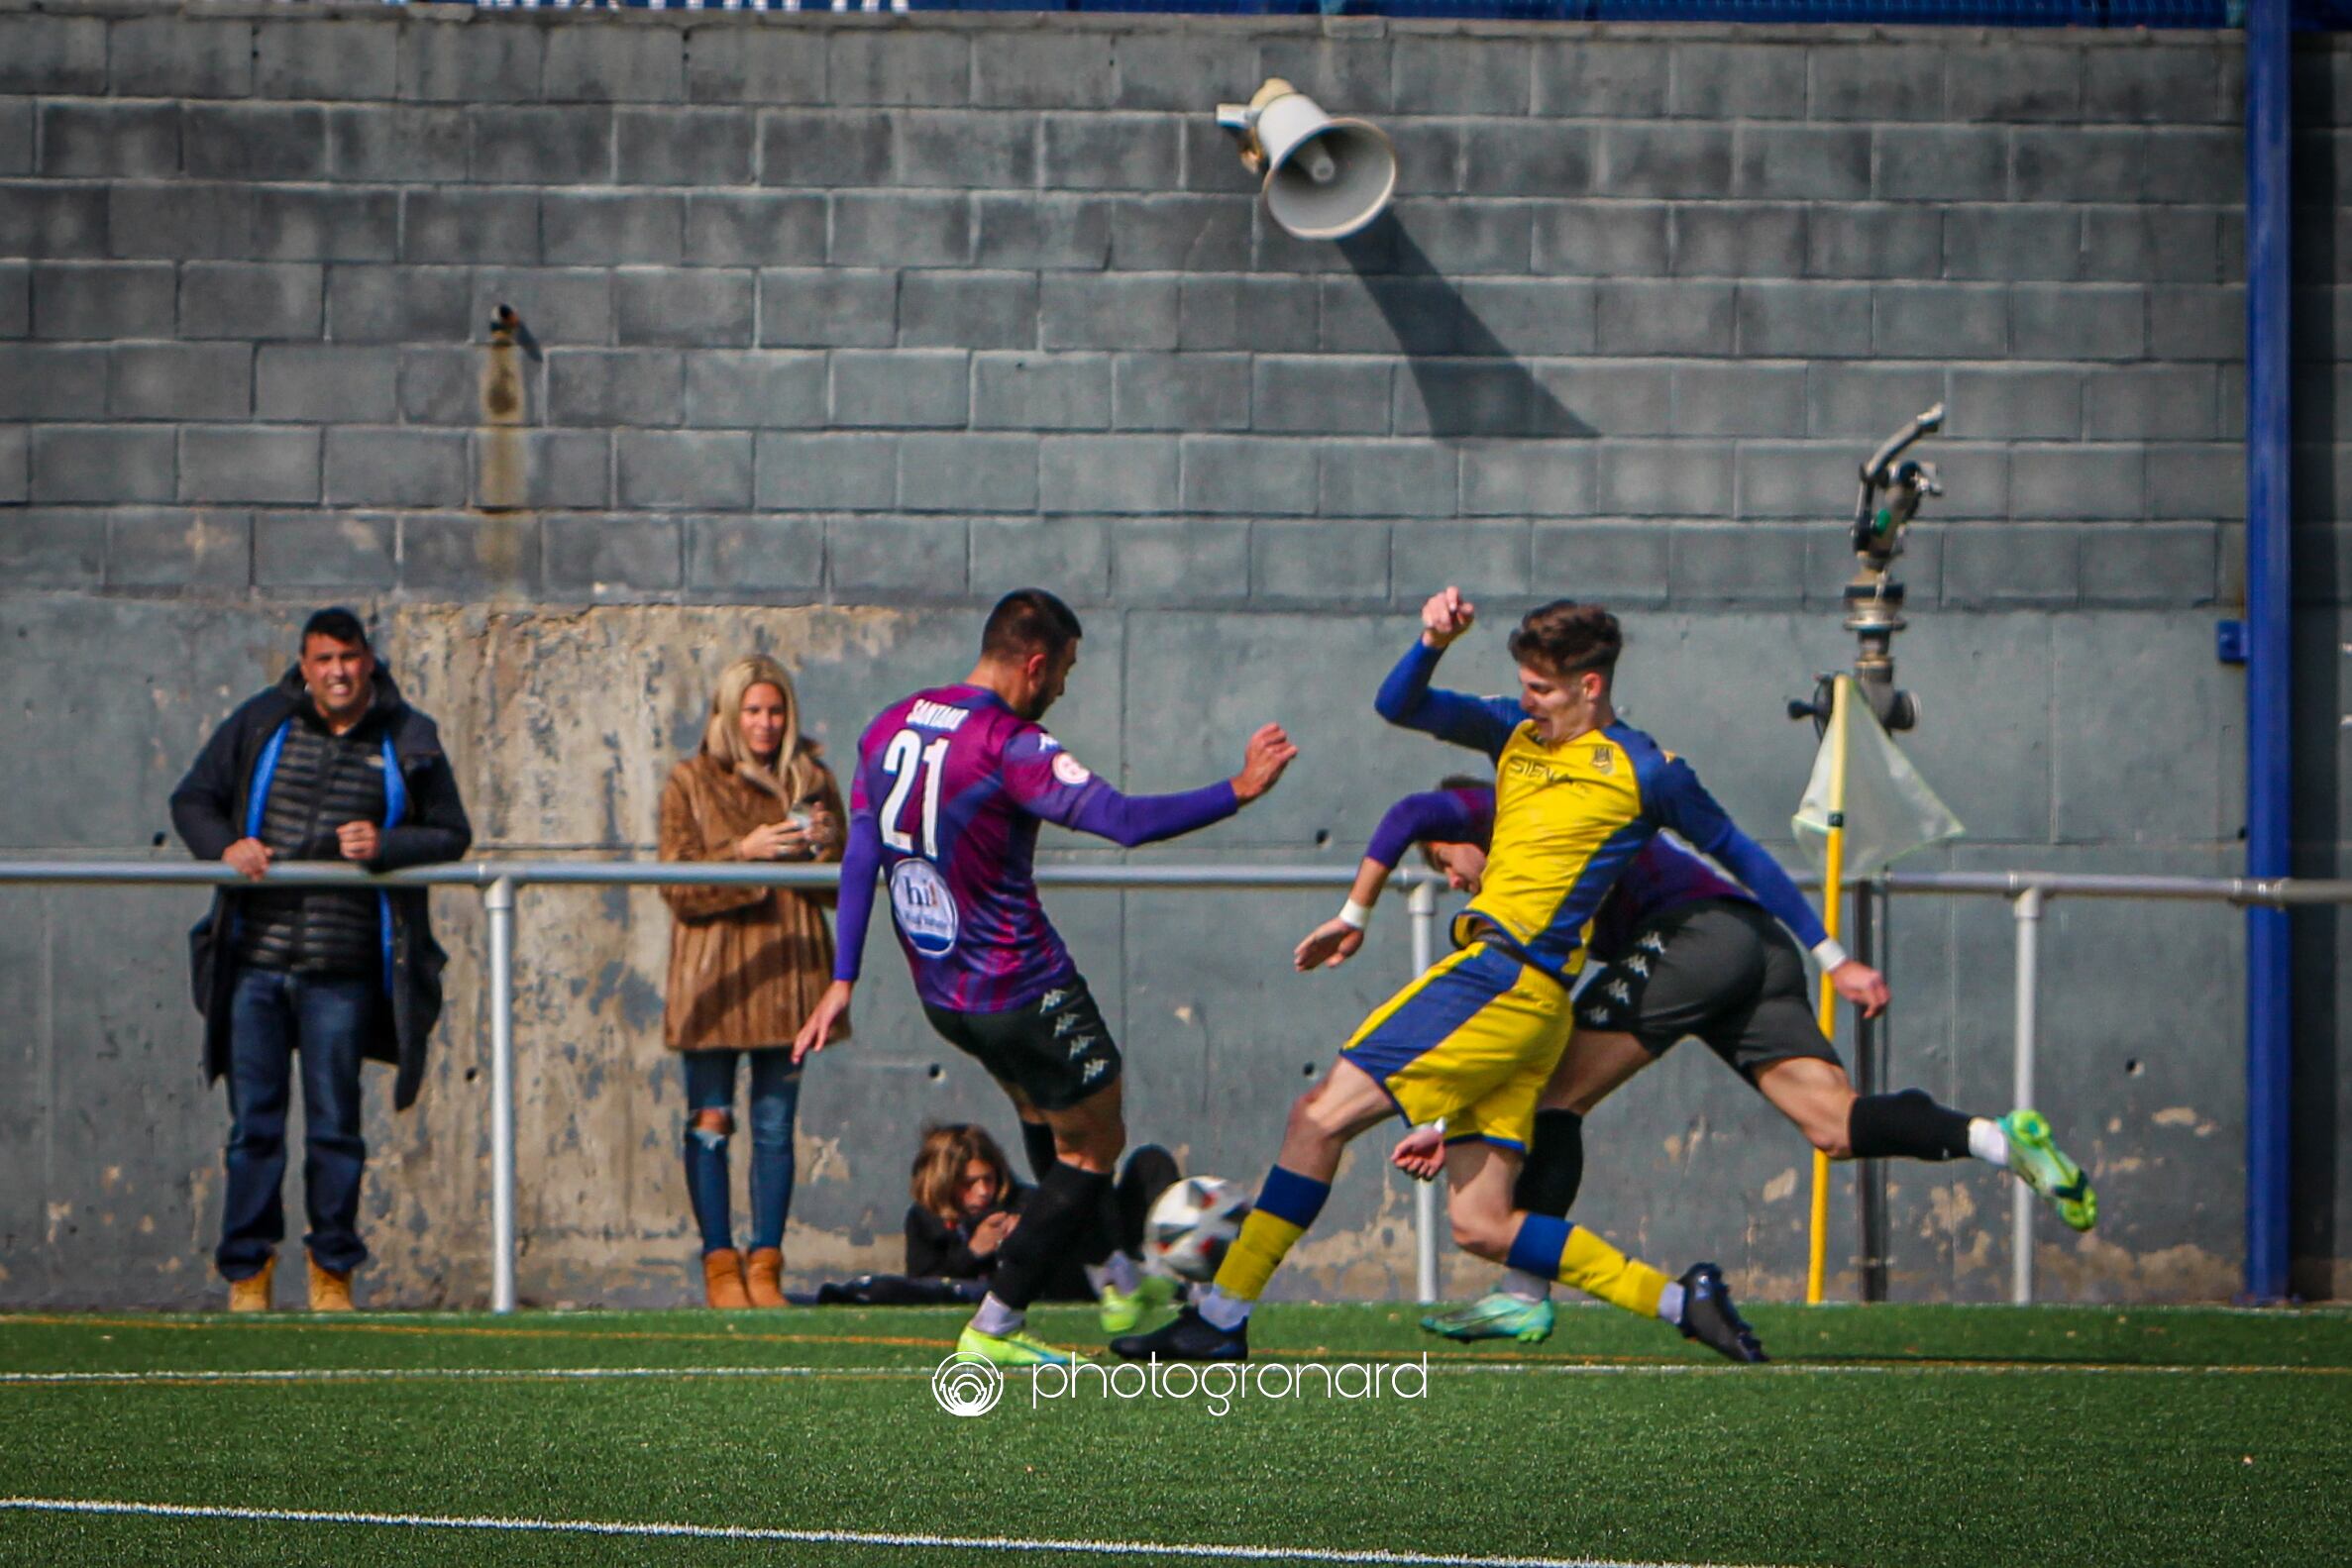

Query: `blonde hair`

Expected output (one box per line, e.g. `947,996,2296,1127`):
910,1124,1014,1224
702,653,823,804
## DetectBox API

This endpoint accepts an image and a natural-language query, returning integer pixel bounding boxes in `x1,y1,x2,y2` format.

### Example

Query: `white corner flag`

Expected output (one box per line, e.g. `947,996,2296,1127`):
1792,692,1964,882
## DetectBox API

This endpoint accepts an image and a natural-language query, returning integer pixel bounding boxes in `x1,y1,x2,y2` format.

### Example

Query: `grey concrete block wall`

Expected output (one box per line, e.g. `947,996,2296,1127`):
1,4,2344,1308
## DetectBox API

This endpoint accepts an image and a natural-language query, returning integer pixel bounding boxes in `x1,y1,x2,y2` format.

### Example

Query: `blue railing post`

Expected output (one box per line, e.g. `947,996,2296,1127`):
2241,0,2294,1304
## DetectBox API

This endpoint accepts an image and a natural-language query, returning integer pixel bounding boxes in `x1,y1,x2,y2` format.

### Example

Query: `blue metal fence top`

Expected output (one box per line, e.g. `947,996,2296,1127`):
365,0,2352,31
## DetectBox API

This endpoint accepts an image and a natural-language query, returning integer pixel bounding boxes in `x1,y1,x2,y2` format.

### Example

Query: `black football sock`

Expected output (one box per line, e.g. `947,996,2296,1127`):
1848,1089,1974,1161
1018,1119,1058,1183
989,1159,1114,1312
1514,1109,1586,1217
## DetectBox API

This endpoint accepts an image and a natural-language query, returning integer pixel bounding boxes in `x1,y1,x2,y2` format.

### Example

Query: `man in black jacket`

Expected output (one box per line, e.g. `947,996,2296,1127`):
171,608,471,1312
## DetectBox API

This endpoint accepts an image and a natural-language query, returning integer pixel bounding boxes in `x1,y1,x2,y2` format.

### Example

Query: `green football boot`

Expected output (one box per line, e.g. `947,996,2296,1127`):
957,1323,1083,1368
1420,1291,1556,1344
1098,1271,1179,1334
2001,1109,2097,1232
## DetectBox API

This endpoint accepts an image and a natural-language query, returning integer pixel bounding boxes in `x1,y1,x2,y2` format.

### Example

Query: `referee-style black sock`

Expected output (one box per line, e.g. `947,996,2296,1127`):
1848,1089,1974,1162
990,1159,1114,1311
1514,1109,1586,1218
1018,1119,1058,1183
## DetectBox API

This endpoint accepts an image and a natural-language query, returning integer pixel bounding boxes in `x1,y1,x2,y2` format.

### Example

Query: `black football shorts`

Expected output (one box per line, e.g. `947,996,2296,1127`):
1573,899,1840,1084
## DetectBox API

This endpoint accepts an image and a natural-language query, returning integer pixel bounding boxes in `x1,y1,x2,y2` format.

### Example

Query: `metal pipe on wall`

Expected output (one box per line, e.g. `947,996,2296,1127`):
2010,888,2044,1306
487,876,518,1315
2241,0,2295,1306
1409,880,1440,1305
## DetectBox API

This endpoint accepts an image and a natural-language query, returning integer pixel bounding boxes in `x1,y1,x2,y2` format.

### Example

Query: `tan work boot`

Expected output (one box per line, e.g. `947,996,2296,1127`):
702,1248,749,1309
226,1256,275,1313
743,1247,786,1308
307,1257,356,1312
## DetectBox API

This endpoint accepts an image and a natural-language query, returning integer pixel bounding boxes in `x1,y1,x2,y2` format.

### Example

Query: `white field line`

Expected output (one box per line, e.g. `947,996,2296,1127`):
0,1496,1767,1568
0,1361,2340,1387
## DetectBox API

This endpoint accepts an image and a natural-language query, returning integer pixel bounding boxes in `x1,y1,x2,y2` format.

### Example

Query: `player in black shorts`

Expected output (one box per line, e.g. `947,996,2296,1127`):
797,590,1297,1365
1298,782,2100,1343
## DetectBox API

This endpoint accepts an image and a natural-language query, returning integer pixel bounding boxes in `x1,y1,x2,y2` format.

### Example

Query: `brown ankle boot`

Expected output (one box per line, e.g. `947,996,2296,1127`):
743,1247,786,1307
226,1255,275,1313
702,1248,749,1309
307,1257,355,1312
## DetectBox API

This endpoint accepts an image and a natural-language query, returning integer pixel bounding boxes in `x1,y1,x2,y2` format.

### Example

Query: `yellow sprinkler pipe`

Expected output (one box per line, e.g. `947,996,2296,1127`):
1805,675,1852,1306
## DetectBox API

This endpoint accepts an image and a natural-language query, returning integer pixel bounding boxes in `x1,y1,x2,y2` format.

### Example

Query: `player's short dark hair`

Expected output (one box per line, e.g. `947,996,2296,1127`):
1508,600,1621,685
1436,774,1486,794
301,606,371,651
980,588,1083,664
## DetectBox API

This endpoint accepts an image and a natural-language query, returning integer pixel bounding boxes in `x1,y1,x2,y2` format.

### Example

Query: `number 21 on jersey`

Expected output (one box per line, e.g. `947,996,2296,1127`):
878,729,948,857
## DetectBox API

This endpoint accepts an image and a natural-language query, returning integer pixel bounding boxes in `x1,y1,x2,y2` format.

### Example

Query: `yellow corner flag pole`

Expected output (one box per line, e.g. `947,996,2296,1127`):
1805,676,1852,1307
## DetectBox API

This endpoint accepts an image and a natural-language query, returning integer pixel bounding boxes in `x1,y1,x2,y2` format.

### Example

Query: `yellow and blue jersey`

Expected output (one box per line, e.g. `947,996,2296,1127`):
1372,637,1827,989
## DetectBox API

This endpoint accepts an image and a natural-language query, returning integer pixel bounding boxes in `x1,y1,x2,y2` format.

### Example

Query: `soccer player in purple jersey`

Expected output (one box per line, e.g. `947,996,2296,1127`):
1306,777,2099,1343
793,589,1297,1367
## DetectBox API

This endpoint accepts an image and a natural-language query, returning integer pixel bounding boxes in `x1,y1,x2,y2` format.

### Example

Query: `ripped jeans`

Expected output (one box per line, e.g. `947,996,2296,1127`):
681,1048,801,1255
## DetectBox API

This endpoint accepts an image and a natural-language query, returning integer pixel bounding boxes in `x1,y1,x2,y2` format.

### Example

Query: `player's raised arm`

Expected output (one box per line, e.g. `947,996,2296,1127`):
1374,587,1522,760
1005,723,1296,849
1644,754,1888,1018
1295,787,1488,972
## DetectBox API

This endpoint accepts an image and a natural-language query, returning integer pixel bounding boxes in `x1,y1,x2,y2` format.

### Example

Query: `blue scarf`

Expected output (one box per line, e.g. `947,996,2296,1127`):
245,718,407,995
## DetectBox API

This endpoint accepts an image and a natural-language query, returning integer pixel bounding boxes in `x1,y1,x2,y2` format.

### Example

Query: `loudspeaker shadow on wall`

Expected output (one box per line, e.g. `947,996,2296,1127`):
1337,214,1592,442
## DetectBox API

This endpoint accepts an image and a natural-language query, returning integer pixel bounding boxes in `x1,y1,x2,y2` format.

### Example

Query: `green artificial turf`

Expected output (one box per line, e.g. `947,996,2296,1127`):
2,1303,2348,1568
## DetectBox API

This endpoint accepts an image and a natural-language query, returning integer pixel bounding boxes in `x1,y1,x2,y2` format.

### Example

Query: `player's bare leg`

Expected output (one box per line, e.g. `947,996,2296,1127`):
1439,1136,1764,1362
1411,1028,1649,1338
1110,1060,1396,1361
1755,1058,2096,1231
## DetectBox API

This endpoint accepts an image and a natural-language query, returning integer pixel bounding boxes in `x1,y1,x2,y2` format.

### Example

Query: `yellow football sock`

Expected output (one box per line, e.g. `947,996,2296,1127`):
1212,1166,1332,1302
1557,1223,1669,1318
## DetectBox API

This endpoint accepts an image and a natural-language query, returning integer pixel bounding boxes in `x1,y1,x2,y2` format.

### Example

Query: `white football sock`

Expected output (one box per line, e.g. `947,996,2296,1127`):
1197,1287,1252,1332
1501,1269,1553,1303
1656,1282,1686,1326
1968,1117,2011,1169
1085,1253,1140,1298
971,1293,1023,1337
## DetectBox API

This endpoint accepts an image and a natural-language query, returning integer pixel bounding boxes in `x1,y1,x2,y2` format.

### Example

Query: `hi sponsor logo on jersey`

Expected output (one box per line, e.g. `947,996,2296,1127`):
930,1353,1428,1419
890,860,958,956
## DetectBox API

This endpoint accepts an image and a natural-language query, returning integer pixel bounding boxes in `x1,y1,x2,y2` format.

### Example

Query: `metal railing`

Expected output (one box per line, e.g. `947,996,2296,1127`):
3,856,2347,1310
358,0,2352,27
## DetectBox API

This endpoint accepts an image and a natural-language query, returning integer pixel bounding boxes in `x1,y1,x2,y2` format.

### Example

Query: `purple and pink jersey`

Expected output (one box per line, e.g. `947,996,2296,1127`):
834,683,1238,1013
1364,784,1758,964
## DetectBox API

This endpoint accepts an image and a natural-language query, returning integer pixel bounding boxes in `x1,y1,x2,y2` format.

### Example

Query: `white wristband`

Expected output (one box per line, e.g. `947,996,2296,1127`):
1811,938,1850,971
1336,900,1372,931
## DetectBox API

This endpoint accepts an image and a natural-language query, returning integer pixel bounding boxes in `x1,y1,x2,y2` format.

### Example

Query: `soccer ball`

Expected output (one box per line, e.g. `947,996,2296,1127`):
1144,1176,1251,1283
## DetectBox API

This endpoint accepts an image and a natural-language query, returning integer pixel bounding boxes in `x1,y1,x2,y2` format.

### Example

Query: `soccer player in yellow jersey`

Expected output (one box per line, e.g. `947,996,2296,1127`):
1117,588,1796,1364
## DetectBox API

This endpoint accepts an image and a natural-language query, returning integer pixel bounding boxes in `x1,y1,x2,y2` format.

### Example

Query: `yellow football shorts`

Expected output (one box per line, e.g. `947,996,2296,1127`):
1337,941,1577,1151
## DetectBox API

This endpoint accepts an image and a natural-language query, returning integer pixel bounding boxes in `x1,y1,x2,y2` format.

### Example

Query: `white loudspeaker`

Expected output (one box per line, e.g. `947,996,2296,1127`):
1215,80,1396,242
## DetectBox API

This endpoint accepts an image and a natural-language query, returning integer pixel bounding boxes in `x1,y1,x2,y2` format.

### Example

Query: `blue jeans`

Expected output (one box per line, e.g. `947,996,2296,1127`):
682,1048,801,1255
218,967,374,1280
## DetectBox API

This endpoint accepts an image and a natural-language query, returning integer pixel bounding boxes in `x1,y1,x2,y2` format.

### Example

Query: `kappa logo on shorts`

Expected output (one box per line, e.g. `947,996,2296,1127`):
1054,1011,1082,1038
1081,1058,1108,1084
1637,932,1668,957
1606,980,1634,1006
1066,1035,1098,1059
1038,988,1071,1011
1624,954,1651,979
